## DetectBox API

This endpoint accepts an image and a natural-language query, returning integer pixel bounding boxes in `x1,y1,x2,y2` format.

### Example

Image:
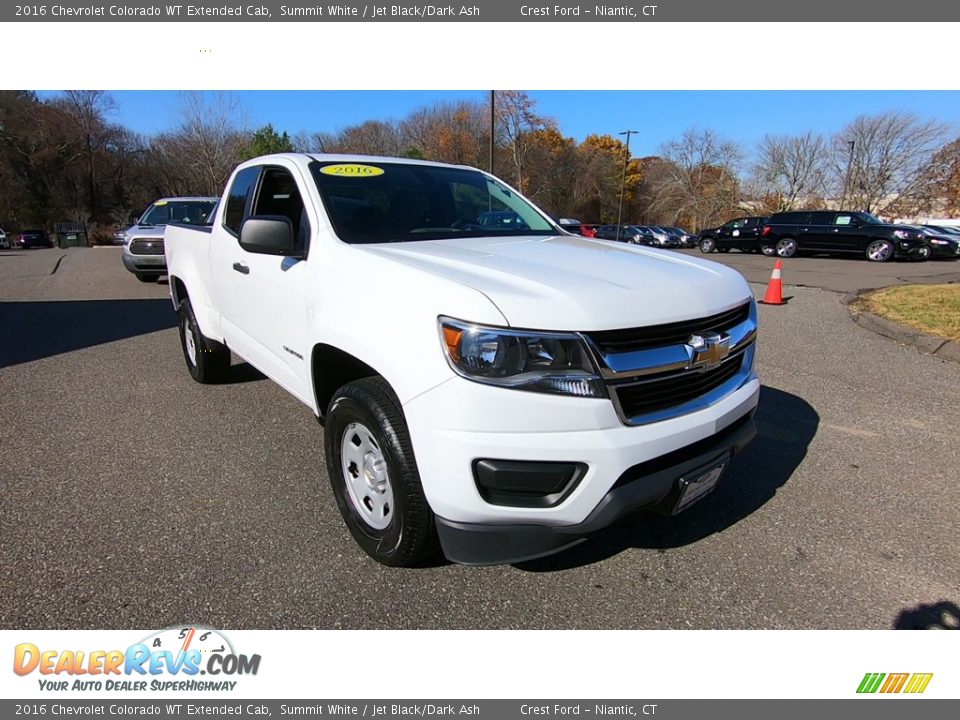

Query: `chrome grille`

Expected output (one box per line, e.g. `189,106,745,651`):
613,353,745,418
584,302,757,425
587,303,750,354
130,238,164,255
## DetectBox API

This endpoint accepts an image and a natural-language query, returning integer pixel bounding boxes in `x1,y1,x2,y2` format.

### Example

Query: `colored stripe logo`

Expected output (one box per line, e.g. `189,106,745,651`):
857,672,933,694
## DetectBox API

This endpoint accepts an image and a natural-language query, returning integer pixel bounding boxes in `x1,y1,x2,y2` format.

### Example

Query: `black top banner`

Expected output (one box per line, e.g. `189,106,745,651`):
6,0,960,22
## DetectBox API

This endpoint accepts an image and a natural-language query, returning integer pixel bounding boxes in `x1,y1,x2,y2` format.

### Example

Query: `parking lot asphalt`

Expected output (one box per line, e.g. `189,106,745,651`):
1,247,958,629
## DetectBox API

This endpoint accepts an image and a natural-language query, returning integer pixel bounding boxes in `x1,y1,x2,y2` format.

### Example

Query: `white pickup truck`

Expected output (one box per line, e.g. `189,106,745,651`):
165,154,759,566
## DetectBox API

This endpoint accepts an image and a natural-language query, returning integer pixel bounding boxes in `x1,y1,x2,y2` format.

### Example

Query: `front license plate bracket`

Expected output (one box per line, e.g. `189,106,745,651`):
670,455,729,515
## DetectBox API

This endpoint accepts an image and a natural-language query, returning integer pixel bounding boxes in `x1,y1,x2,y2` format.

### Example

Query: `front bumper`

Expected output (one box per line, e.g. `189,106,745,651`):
437,410,757,565
122,252,167,273
403,369,760,565
894,241,930,259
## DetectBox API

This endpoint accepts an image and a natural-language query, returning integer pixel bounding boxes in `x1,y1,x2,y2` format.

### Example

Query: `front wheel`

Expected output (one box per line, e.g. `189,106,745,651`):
135,273,160,283
865,239,894,263
698,237,716,253
325,377,438,567
177,298,231,383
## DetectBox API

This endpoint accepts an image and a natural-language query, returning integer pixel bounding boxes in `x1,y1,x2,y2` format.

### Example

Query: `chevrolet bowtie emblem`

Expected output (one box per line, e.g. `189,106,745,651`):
687,332,731,370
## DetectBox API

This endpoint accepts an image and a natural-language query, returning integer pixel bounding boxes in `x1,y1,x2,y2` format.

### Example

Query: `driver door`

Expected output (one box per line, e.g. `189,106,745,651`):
210,162,314,404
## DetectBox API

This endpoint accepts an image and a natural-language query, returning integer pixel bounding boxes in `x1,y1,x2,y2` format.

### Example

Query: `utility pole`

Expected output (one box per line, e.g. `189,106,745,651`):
489,91,495,176
840,140,855,210
616,130,638,242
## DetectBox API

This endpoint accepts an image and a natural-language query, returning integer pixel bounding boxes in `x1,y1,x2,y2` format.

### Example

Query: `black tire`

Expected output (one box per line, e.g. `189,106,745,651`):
136,273,161,283
865,239,895,263
325,377,438,567
761,244,776,256
698,237,716,253
177,298,231,383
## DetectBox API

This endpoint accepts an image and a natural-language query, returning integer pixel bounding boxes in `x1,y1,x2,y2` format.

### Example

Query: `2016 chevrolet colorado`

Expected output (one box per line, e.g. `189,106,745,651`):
164,154,760,566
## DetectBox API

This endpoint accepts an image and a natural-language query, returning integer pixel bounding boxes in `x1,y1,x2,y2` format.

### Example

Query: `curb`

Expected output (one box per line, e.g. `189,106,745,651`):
843,291,960,364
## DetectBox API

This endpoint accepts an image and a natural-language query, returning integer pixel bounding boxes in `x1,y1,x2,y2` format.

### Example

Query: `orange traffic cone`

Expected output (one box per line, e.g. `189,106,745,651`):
760,259,784,305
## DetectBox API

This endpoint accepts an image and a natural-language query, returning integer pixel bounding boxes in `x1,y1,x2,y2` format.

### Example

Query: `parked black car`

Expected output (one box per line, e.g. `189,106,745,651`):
698,216,768,254
18,229,53,248
759,211,930,262
919,227,960,259
594,224,657,245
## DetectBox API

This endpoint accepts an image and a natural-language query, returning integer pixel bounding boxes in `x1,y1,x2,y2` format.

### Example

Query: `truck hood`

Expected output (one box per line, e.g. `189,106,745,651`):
360,235,752,331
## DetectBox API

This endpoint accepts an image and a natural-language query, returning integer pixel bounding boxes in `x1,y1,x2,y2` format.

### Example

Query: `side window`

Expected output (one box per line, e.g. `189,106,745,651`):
775,212,802,224
223,167,260,237
809,212,833,225
835,214,854,226
251,166,311,254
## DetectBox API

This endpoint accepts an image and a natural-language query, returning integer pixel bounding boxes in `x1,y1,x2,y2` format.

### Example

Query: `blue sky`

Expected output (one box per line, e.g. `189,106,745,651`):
37,90,960,158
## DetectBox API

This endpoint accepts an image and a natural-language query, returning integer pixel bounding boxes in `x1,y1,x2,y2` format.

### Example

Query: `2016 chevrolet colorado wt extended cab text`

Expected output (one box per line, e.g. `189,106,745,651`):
165,154,760,566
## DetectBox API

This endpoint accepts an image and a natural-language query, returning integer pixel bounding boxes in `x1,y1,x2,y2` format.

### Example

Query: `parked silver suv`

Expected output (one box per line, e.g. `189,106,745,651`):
122,197,218,282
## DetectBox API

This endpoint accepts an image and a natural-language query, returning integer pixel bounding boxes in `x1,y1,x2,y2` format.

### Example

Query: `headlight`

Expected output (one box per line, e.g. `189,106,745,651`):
929,238,948,245
893,229,915,239
439,317,606,398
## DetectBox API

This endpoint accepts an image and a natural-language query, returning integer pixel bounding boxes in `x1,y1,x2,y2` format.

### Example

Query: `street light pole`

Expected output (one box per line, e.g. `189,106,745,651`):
840,140,855,210
616,130,638,242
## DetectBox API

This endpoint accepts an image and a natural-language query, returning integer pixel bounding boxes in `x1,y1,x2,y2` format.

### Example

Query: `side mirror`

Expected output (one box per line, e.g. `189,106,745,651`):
239,216,298,256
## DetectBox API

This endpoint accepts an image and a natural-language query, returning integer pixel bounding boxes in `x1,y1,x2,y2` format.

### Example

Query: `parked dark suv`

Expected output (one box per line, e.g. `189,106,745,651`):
698,216,768,254
759,211,930,262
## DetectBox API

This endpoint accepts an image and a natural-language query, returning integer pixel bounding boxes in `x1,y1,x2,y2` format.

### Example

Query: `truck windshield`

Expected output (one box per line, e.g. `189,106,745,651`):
856,212,883,225
310,161,557,243
138,200,218,226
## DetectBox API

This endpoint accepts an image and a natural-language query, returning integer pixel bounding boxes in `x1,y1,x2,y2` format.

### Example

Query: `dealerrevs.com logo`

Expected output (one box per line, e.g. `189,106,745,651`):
857,673,933,695
13,626,261,692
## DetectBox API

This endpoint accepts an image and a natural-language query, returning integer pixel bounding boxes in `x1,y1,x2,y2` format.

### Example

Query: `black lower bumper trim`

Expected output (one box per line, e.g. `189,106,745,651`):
436,410,757,566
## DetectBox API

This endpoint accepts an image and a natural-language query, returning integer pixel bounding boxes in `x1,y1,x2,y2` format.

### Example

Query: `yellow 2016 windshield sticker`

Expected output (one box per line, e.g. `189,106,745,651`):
319,164,385,178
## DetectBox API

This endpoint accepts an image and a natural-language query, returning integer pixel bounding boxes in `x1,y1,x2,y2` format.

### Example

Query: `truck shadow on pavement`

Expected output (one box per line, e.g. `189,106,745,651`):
516,385,819,572
893,600,960,629
0,299,178,369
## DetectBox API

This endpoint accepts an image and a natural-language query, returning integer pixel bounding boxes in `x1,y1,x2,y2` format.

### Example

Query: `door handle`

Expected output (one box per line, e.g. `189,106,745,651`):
232,262,250,275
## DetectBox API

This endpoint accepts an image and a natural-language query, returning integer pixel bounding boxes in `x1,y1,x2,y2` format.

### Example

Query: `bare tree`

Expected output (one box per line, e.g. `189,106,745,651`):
652,128,743,232
152,92,248,196
494,90,553,191
401,100,487,166
831,112,948,213
752,132,828,211
62,91,117,220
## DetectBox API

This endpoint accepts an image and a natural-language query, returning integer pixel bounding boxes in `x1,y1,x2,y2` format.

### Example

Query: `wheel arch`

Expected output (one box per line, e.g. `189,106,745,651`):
169,275,189,309
312,344,392,421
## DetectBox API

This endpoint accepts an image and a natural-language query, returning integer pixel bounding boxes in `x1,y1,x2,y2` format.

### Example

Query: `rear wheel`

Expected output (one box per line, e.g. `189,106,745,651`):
325,377,437,567
698,237,716,253
177,298,230,383
776,238,798,258
865,239,894,263
135,273,160,283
